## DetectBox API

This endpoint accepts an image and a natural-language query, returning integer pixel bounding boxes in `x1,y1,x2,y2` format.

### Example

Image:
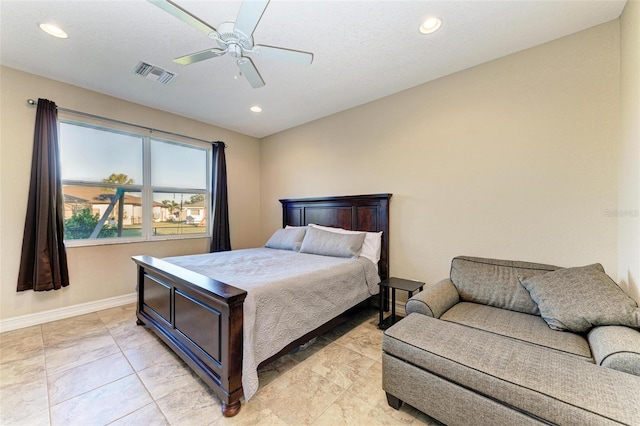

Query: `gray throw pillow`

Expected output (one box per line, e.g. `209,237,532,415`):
299,226,365,259
265,227,307,251
519,264,640,333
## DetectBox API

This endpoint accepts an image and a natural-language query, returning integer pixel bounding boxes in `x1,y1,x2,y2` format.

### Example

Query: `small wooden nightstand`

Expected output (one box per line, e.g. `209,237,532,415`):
378,277,424,330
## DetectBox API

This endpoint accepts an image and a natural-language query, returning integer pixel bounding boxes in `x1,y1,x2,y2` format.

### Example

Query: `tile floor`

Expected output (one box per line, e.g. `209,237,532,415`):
0,304,439,425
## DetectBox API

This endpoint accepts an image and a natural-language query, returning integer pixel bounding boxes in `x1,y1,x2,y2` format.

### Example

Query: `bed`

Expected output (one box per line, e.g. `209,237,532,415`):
133,193,391,417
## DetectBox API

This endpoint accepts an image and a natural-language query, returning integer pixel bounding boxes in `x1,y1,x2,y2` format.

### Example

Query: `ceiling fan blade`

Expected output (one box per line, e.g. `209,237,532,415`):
236,57,265,88
148,0,219,39
174,48,227,65
253,45,313,65
234,0,269,38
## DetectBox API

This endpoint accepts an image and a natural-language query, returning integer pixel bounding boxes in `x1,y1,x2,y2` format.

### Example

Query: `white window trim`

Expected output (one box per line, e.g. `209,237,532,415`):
60,120,212,247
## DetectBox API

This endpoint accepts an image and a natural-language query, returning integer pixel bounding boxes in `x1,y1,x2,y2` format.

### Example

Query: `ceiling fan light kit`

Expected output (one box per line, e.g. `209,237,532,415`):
149,0,313,89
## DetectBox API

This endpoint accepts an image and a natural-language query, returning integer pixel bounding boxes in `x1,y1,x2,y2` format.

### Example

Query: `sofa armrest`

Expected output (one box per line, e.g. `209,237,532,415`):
588,326,640,377
405,278,459,319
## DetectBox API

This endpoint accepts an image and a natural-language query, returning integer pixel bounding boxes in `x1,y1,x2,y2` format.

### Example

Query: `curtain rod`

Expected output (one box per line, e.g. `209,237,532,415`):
26,99,225,147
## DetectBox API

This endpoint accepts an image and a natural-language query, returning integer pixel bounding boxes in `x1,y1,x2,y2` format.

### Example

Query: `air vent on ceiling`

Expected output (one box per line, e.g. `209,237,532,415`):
133,61,176,84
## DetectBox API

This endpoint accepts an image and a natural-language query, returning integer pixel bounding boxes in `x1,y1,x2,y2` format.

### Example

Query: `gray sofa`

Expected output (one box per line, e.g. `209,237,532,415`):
382,256,640,425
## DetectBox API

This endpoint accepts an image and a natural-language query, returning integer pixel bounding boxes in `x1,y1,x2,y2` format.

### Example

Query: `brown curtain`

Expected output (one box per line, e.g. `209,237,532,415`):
210,141,231,252
17,99,70,292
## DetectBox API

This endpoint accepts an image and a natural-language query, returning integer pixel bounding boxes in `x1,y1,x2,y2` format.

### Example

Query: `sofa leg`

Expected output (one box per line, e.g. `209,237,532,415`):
386,393,403,410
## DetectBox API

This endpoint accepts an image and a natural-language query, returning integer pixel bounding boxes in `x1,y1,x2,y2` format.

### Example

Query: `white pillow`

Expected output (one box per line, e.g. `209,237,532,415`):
308,224,382,265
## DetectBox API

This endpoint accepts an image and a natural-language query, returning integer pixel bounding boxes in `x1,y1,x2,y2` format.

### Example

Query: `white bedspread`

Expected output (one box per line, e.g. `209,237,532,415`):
163,247,380,400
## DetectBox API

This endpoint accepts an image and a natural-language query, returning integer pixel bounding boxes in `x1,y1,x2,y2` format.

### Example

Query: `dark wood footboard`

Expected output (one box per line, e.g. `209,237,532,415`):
133,255,247,417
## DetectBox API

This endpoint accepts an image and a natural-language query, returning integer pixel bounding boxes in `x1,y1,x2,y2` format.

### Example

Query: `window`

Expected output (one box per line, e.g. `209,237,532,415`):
59,121,210,245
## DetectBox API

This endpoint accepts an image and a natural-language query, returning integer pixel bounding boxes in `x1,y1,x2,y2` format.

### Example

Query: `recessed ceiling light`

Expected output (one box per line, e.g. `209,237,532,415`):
419,17,442,34
38,23,68,39
250,106,262,113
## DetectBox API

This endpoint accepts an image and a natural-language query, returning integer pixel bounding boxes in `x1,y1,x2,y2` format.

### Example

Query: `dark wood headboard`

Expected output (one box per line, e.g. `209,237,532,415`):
279,193,392,280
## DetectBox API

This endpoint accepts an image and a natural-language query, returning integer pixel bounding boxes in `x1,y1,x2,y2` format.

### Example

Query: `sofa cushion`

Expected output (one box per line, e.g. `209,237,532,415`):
440,302,592,361
383,314,640,425
519,264,640,333
450,256,559,315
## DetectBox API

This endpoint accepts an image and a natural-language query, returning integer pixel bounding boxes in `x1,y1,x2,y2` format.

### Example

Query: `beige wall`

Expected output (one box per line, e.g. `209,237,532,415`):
0,66,262,320
262,22,624,298
619,0,640,303
2,12,636,324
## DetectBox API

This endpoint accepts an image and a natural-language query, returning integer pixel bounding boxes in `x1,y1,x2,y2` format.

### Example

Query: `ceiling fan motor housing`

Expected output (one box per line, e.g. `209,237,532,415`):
216,21,254,57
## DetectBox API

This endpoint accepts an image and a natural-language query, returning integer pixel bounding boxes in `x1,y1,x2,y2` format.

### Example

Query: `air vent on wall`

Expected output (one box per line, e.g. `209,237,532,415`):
133,61,176,84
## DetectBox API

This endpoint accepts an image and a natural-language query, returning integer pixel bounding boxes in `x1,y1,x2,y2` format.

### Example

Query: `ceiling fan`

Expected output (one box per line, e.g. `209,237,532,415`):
149,0,314,88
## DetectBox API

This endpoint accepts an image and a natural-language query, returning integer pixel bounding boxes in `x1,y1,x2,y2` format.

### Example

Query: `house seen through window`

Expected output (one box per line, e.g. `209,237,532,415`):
59,121,210,244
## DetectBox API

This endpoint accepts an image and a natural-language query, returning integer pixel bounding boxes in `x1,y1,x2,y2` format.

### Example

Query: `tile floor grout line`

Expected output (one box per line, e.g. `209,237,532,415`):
309,385,349,426
99,310,172,425
42,323,121,379
43,318,130,409
39,324,55,426
42,307,146,425
103,401,157,426
49,372,143,413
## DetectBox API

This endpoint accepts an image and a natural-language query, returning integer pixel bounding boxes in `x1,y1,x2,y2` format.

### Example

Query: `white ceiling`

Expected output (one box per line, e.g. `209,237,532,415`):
0,0,626,138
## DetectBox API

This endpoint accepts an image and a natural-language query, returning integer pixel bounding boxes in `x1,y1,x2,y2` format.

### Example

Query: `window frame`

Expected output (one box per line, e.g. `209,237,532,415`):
59,119,212,247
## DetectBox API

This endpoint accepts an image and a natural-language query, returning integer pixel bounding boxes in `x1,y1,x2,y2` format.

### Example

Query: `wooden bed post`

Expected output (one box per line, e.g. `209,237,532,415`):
221,293,244,417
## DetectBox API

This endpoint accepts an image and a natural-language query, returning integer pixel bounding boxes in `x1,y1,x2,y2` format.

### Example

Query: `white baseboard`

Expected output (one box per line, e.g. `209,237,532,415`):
1,294,403,334
0,293,137,333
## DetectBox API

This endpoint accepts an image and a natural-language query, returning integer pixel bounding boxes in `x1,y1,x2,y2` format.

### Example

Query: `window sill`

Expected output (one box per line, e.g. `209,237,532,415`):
64,234,210,248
